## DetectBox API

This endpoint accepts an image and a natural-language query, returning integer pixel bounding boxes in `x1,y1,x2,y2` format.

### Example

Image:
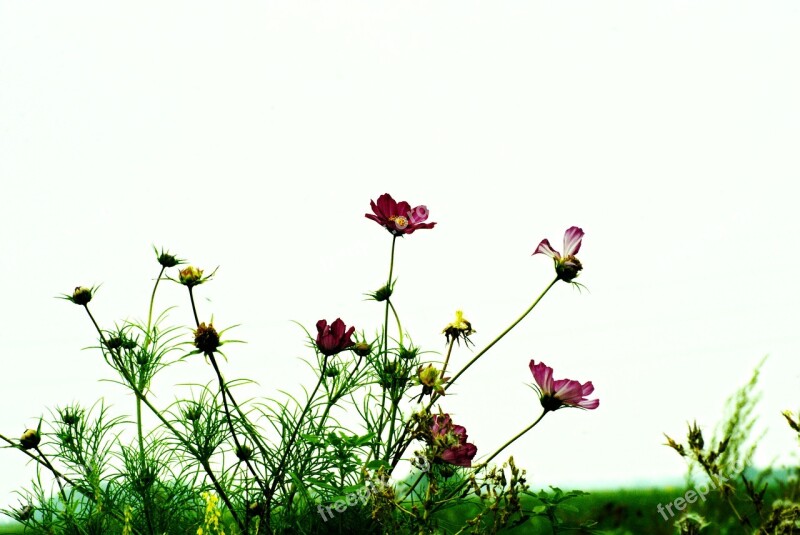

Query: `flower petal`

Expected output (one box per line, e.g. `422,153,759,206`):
395,201,412,219
441,443,477,467
562,226,584,257
376,193,397,217
315,319,328,335
330,318,345,339
577,398,599,410
553,379,584,404
529,360,554,394
533,239,561,259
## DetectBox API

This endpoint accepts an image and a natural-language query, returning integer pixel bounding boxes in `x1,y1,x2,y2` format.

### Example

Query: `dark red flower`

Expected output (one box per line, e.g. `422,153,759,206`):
315,318,356,356
365,193,436,236
430,413,478,467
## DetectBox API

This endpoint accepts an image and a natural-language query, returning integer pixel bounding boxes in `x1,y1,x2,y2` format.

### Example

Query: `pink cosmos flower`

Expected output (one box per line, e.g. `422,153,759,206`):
533,226,584,282
315,318,356,356
365,193,436,236
430,414,478,467
529,360,599,412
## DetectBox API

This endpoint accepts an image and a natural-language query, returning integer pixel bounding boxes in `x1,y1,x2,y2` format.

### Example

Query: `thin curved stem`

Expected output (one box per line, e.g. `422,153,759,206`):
434,411,549,511
388,300,403,347
188,287,200,327
34,446,67,503
374,236,398,460
444,277,558,391
0,434,142,533
266,355,330,525
81,304,245,532
476,410,547,469
209,353,269,496
388,278,559,474
440,339,457,378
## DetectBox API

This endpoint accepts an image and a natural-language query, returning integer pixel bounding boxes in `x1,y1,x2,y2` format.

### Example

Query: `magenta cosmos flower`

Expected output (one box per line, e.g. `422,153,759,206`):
315,318,355,356
365,193,436,236
533,226,584,282
529,360,599,412
430,414,478,467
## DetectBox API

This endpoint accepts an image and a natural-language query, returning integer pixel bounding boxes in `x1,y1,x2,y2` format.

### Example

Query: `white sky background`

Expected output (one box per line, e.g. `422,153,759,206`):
1,1,799,511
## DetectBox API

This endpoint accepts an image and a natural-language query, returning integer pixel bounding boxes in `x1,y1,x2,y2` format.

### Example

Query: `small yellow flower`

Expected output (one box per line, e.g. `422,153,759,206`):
199,492,225,535
122,505,134,535
442,310,475,345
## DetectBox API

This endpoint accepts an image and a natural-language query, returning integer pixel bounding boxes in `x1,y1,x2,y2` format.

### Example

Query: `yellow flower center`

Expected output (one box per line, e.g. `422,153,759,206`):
390,215,408,229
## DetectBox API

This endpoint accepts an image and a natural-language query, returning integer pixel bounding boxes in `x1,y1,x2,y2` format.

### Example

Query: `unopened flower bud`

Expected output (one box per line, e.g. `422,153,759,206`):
72,287,93,306
14,504,34,522
367,282,394,302
353,342,371,357
398,346,420,360
60,409,81,426
179,266,204,287
20,429,40,450
154,246,184,268
235,444,253,462
183,405,203,422
104,337,123,350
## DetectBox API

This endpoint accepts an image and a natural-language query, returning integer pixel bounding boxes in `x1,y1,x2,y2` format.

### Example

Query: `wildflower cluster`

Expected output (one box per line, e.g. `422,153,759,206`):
1,193,601,534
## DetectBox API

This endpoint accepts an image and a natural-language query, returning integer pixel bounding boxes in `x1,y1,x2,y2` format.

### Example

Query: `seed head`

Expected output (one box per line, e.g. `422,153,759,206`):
194,323,220,355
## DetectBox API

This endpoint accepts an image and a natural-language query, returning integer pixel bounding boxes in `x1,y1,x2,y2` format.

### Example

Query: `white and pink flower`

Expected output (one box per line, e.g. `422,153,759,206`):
533,226,585,282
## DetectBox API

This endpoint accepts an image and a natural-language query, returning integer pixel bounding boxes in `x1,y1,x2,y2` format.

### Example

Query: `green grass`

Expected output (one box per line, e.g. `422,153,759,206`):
0,484,782,534
435,487,679,534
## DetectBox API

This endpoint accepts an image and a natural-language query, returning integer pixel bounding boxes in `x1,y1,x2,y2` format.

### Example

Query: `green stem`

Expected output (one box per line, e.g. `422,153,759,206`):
186,285,272,529
144,266,165,351
34,446,68,503
188,287,200,327
0,434,142,533
383,299,407,461
398,470,427,502
477,410,547,469
283,396,339,515
134,265,163,535
374,236,398,460
443,277,558,392
388,300,403,347
388,278,558,474
82,305,245,533
266,355,330,524
209,353,269,496
135,397,155,535
440,339,457,379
